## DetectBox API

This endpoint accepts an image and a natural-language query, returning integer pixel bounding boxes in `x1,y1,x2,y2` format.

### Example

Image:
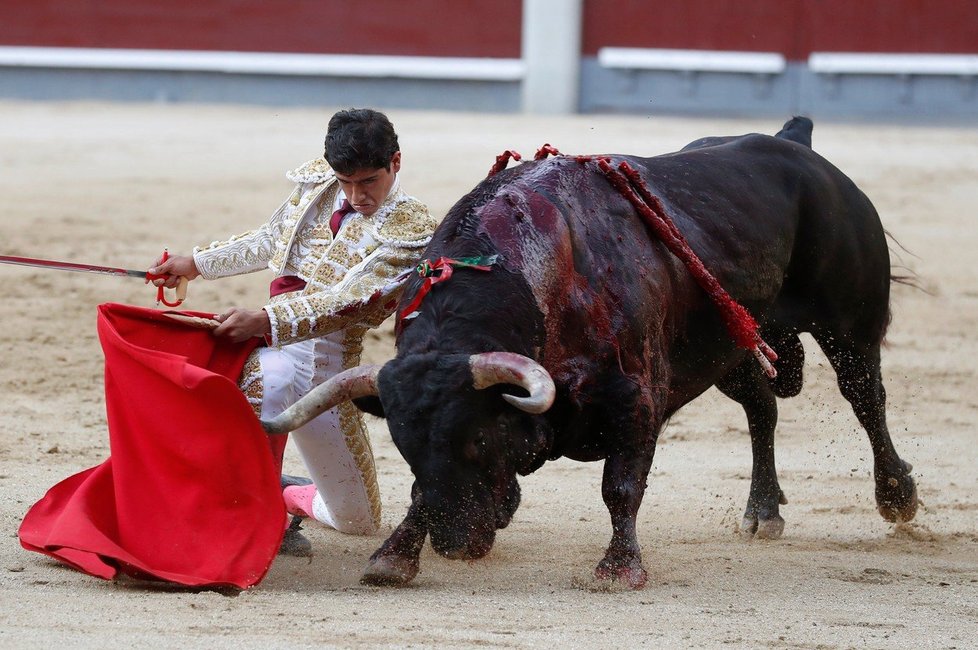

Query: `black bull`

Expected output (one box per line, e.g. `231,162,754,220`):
263,117,917,588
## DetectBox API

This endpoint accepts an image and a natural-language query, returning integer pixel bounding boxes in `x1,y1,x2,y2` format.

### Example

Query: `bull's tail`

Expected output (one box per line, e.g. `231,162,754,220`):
775,116,813,149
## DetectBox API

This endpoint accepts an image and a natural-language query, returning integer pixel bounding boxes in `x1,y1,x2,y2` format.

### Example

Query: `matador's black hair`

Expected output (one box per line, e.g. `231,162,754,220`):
324,108,400,175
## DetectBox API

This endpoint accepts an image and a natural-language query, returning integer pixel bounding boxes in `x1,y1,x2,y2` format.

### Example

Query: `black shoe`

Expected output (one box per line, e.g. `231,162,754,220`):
280,474,313,490
278,515,313,557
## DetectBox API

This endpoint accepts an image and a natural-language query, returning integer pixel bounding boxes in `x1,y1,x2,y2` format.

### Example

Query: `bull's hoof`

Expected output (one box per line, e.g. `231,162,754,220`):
877,476,918,523
741,490,787,540
592,558,648,590
741,513,785,540
876,462,918,523
278,516,313,557
360,552,419,587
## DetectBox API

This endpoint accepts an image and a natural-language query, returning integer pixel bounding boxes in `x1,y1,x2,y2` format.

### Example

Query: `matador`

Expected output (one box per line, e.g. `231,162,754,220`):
151,108,436,553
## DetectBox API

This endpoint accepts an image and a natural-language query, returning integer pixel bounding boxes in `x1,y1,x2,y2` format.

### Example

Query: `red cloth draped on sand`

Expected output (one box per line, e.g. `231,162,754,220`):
18,303,284,589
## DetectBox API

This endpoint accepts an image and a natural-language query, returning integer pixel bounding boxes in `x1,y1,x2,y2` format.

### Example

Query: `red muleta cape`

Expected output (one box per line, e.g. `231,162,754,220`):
18,303,284,589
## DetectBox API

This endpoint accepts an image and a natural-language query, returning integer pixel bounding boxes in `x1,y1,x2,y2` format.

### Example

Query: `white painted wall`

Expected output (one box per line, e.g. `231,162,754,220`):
521,0,583,114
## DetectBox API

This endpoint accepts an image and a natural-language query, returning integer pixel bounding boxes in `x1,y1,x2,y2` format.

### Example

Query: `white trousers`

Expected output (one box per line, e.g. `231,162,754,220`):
255,331,380,535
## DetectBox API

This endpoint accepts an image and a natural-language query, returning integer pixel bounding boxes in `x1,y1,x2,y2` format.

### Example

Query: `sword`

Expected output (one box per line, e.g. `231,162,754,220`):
0,250,188,306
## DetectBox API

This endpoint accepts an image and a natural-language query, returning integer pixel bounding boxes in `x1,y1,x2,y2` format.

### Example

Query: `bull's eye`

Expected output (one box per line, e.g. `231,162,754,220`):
464,431,486,462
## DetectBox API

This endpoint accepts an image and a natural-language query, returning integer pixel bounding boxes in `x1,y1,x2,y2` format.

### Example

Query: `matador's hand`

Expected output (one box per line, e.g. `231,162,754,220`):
213,308,272,342
149,254,200,288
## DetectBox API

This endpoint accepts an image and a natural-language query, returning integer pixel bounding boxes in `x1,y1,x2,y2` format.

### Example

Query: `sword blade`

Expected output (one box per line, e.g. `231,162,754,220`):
0,254,147,279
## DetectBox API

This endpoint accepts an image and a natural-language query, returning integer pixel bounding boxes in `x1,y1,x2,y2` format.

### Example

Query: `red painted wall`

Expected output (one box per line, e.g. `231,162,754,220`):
582,0,978,60
801,0,978,56
583,0,804,58
2,1,975,61
0,0,523,57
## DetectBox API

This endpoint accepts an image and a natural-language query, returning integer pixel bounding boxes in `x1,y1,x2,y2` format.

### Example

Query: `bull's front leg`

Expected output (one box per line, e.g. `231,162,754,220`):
594,449,655,589
360,483,427,586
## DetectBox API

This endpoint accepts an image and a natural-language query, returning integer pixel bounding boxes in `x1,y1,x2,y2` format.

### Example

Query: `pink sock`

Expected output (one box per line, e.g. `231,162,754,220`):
283,484,317,518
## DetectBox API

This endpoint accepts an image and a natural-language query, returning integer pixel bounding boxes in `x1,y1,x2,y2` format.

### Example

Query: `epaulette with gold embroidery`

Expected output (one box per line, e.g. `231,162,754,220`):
286,158,334,184
376,197,437,247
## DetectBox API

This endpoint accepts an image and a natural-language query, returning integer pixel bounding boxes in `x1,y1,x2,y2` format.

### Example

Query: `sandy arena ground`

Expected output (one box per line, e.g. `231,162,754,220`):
0,101,975,648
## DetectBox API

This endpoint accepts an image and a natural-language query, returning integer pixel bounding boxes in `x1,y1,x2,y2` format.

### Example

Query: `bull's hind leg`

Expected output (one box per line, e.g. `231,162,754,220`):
716,359,787,539
814,334,917,522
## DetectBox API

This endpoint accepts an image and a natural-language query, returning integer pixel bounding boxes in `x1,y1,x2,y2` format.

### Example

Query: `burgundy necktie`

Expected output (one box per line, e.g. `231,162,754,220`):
329,199,355,236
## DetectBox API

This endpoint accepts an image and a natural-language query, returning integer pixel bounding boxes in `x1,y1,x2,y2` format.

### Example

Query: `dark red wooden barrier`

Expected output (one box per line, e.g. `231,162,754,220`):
2,0,974,60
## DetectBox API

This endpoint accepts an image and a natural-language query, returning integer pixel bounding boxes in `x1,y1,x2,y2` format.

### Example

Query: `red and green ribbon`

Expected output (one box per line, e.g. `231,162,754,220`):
399,255,498,320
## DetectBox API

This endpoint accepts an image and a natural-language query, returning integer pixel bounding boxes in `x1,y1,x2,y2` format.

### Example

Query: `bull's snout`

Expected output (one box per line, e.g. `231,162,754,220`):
425,504,496,561
430,530,495,561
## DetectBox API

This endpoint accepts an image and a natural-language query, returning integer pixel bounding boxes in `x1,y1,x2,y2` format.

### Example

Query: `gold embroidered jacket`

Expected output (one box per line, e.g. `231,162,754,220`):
193,158,436,347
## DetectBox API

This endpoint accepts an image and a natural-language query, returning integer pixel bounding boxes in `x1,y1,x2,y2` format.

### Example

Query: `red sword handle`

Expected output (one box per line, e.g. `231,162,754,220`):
147,250,188,307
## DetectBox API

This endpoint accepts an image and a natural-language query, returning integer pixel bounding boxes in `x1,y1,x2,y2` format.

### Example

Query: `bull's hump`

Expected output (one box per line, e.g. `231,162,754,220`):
466,164,577,322
475,182,565,264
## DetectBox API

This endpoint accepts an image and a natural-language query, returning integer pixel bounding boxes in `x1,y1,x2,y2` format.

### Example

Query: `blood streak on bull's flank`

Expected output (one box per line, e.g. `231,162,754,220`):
476,160,573,325
474,150,775,376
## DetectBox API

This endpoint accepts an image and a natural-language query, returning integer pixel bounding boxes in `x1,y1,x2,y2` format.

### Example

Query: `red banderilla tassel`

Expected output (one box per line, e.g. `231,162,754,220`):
399,256,498,321
488,150,523,177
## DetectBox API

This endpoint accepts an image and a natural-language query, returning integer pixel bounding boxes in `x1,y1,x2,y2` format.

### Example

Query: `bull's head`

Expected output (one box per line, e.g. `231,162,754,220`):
262,352,555,560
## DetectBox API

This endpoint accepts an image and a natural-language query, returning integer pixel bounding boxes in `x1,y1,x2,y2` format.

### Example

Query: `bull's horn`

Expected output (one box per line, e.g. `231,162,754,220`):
469,352,555,414
261,364,381,434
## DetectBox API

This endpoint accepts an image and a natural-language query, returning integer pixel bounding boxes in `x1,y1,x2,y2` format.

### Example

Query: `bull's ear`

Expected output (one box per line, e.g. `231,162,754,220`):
353,395,386,418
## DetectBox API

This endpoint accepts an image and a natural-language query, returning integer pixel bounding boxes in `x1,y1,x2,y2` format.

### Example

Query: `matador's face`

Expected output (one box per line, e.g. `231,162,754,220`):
334,151,401,217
